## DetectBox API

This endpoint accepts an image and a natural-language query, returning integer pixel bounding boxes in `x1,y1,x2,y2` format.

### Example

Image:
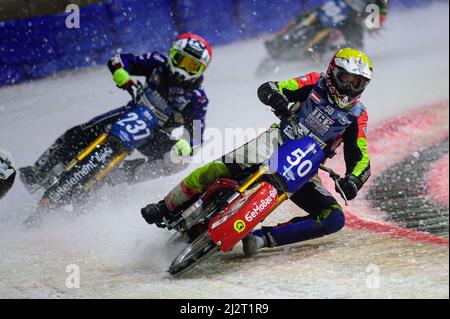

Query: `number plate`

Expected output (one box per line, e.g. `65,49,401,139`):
318,0,349,28
110,105,158,151
269,136,324,193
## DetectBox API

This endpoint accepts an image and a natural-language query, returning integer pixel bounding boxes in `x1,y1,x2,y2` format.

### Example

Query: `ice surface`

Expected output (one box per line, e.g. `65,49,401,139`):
0,3,448,298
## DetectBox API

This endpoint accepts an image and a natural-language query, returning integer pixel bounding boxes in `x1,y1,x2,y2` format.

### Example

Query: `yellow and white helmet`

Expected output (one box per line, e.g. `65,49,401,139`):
325,48,373,109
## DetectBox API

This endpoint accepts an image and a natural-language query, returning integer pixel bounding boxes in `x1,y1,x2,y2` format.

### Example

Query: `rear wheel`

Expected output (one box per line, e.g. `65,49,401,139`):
168,232,219,276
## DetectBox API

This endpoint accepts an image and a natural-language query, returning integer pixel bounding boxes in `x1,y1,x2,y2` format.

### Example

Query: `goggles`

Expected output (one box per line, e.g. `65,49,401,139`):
170,49,206,75
333,67,370,94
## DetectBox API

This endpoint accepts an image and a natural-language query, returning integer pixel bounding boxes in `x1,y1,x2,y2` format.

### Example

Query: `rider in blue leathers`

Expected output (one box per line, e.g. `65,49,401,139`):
19,34,212,189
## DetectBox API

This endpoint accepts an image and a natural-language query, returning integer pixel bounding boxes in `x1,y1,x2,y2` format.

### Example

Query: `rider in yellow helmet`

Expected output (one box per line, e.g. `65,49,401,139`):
141,48,373,257
325,48,373,109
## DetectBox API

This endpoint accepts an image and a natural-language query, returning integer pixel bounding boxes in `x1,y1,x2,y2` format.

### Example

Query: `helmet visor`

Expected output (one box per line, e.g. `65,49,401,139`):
333,67,370,95
170,49,206,75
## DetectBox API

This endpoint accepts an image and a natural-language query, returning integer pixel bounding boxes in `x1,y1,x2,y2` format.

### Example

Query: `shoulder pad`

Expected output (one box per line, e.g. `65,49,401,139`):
358,102,367,111
316,74,327,88
192,88,208,105
296,72,322,88
349,102,365,116
149,52,167,65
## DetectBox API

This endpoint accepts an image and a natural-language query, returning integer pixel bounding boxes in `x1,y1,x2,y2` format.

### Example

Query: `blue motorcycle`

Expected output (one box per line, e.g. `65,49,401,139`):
258,0,355,74
25,83,166,225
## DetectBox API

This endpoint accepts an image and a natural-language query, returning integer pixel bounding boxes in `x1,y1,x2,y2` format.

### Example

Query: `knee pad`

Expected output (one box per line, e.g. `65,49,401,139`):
321,208,345,235
184,161,230,193
166,161,231,211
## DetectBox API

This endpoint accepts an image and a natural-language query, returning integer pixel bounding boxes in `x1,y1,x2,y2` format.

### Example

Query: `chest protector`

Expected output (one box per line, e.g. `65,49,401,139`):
141,67,192,124
281,77,363,150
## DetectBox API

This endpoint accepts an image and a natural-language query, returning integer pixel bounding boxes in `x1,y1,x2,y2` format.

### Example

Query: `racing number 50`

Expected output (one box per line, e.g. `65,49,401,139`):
286,144,316,178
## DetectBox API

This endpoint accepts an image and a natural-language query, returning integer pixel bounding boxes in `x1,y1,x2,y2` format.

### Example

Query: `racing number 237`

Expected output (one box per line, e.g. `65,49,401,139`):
117,112,151,141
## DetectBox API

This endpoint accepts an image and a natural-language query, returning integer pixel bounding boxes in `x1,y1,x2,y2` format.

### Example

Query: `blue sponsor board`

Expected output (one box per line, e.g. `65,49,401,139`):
0,0,443,86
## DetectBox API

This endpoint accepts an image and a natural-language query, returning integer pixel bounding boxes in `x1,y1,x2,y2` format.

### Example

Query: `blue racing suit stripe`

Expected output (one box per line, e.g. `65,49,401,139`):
254,207,345,246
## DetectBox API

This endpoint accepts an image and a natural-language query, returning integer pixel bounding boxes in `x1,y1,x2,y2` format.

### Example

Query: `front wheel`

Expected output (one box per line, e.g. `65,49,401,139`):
29,138,126,223
168,232,219,276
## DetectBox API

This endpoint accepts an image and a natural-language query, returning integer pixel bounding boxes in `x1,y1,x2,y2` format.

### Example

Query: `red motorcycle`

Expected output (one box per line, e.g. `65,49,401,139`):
162,118,348,276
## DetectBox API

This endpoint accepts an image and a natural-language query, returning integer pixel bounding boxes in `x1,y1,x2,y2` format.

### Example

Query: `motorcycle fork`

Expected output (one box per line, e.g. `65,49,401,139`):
83,151,128,192
66,133,109,172
63,133,128,192
237,166,269,193
303,12,318,27
236,166,288,210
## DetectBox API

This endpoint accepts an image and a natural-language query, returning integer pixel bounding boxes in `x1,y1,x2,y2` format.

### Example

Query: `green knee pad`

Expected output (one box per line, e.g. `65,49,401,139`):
316,203,342,225
183,161,231,193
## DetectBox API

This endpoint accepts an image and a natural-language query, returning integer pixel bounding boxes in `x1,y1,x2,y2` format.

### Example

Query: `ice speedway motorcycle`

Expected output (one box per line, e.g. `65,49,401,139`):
258,0,356,74
160,116,348,276
23,82,173,225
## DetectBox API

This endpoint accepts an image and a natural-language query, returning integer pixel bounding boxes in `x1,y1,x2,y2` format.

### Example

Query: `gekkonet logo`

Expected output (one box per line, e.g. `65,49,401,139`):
234,220,246,233
48,146,114,202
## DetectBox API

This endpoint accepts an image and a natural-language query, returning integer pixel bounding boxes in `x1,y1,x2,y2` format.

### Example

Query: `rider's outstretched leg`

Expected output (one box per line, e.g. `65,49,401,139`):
140,128,280,227
141,161,231,226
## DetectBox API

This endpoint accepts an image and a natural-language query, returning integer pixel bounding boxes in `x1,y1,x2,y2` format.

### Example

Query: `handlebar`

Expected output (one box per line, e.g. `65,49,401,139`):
125,80,173,138
286,114,304,139
127,87,136,104
319,164,348,206
127,80,147,105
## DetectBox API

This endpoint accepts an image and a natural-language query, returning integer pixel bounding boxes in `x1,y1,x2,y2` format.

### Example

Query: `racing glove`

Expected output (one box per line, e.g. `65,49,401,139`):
336,175,362,201
173,139,192,157
113,68,135,90
267,92,290,118
258,82,290,118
